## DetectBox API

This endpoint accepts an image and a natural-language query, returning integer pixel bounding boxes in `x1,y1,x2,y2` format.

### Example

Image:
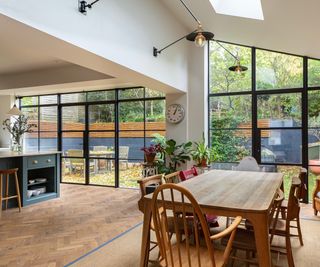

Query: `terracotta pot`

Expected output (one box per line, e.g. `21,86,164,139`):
309,159,320,175
145,153,156,164
200,158,208,167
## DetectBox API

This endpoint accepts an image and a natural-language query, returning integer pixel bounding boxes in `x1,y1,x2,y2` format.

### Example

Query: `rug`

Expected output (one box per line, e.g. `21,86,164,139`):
66,218,320,267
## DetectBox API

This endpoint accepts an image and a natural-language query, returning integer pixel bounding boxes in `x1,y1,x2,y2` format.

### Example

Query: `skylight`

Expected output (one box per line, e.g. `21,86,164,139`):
209,0,264,20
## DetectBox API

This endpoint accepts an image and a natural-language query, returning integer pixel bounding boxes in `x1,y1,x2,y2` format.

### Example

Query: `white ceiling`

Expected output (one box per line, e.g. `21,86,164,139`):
162,0,320,59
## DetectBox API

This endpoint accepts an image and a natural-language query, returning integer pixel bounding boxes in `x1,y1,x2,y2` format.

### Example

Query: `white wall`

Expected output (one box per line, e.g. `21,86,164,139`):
0,0,190,93
0,95,14,147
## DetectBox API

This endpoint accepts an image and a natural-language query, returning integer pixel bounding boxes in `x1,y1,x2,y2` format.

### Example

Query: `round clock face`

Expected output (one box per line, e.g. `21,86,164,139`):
166,104,185,124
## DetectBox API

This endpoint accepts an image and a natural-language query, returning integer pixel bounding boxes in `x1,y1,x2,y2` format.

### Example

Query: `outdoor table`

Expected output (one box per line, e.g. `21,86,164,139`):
139,169,283,267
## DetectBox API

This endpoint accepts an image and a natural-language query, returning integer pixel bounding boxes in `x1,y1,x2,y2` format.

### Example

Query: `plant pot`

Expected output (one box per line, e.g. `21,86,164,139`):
145,153,156,164
200,159,208,167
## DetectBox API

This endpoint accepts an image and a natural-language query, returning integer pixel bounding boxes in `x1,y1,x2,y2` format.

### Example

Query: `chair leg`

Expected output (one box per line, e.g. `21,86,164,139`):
315,210,318,216
296,217,303,246
5,174,9,210
14,172,22,212
285,234,295,267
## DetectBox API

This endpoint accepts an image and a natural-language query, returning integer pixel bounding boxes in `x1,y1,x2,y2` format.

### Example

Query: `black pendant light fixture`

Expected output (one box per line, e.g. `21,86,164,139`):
153,0,248,73
78,0,101,15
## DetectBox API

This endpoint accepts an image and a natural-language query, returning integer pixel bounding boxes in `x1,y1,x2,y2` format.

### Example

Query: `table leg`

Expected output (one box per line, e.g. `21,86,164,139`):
140,201,152,267
250,212,272,267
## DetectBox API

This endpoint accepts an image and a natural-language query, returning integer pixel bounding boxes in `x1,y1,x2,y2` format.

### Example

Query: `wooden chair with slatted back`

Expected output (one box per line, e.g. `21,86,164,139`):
269,177,301,267
151,183,242,267
137,174,163,262
279,168,306,246
163,171,180,184
313,177,320,215
222,188,284,266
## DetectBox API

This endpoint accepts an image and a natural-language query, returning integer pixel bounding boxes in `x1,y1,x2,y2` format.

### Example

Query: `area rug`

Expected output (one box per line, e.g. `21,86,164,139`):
66,218,320,267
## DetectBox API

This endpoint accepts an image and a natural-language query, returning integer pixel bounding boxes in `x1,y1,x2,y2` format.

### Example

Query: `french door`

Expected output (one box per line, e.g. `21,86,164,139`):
61,103,117,186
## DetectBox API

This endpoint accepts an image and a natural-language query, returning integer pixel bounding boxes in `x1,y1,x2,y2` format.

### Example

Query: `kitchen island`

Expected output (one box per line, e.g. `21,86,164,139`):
0,151,61,209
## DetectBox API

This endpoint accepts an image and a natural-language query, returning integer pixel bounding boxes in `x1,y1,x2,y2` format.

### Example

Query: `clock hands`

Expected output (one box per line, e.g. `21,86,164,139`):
173,106,178,115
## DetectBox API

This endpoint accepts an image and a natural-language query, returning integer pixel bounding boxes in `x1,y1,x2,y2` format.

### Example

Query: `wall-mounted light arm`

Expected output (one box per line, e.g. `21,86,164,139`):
79,0,101,14
215,41,239,61
179,0,201,25
153,30,197,57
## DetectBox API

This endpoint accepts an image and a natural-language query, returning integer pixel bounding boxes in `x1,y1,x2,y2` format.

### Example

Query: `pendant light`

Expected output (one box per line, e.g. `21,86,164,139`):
7,94,22,116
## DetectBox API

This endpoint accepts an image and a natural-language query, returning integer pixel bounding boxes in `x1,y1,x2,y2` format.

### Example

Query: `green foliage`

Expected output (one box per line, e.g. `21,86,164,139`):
151,134,192,174
191,133,214,166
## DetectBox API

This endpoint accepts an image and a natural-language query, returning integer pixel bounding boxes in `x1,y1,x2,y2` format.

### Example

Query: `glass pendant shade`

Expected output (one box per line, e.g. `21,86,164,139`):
194,32,206,47
7,104,22,116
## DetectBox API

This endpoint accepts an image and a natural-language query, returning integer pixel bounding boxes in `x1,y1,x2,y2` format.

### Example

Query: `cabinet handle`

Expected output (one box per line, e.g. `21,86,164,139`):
47,159,52,163
33,160,38,164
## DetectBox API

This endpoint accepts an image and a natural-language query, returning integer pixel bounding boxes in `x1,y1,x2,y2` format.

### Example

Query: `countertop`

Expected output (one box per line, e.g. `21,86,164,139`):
0,151,61,159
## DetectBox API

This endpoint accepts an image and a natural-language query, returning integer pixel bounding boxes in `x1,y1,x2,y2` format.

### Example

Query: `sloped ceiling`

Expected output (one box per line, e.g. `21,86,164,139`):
162,0,320,58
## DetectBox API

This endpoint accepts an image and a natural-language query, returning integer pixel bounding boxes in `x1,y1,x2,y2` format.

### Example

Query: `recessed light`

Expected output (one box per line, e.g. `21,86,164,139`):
209,0,264,20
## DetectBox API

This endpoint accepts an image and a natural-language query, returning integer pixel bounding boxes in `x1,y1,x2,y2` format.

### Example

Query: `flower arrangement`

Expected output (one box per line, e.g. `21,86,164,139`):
140,144,163,163
2,115,37,152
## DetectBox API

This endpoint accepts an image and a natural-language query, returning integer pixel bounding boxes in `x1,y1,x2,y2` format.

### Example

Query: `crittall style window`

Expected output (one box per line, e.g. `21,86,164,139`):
209,41,320,202
20,87,165,188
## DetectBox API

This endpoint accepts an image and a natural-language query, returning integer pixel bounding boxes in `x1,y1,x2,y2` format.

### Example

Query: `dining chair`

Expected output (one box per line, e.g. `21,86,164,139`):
137,174,163,262
279,167,306,246
179,167,198,181
232,156,264,172
222,188,284,266
163,171,180,184
151,183,242,267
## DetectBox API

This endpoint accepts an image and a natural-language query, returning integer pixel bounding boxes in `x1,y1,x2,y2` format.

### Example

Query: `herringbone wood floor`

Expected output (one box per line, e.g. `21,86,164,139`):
0,184,142,267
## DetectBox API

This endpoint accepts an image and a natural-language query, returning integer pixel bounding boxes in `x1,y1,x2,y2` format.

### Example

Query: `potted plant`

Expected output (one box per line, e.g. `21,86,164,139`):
192,139,210,167
141,144,162,164
2,115,36,152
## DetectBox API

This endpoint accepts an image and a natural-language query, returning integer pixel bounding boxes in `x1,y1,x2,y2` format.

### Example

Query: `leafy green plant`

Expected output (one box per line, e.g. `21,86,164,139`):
151,134,192,174
191,134,211,167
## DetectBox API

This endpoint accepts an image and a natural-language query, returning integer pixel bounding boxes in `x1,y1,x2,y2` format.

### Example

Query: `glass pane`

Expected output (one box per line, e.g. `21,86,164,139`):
257,93,301,127
21,96,38,106
40,106,58,131
119,131,144,160
256,50,303,90
308,90,320,127
210,129,252,162
62,132,83,156
146,100,165,130
89,132,115,157
308,59,320,87
62,158,85,184
87,90,115,102
39,95,57,105
119,88,144,99
145,88,165,98
89,159,115,186
21,107,38,130
209,42,251,93
277,166,301,199
309,168,318,203
40,132,58,151
61,93,86,103
89,104,115,130
260,129,301,164
119,160,142,188
119,101,144,130
62,106,85,131
24,132,38,152
308,128,320,166
209,95,252,128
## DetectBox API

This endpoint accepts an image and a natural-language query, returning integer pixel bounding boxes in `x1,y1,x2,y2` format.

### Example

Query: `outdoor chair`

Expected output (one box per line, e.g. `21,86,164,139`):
151,183,242,267
232,156,265,172
119,146,129,169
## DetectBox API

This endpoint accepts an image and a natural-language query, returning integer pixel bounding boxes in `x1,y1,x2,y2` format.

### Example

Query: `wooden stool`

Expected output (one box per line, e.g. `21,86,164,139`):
0,168,22,212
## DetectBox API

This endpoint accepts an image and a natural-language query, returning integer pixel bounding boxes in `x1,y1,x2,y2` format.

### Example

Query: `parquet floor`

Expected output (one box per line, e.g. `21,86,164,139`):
0,184,142,267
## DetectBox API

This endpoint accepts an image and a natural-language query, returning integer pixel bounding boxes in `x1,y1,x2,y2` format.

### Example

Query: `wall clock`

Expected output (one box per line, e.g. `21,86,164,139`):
166,104,185,124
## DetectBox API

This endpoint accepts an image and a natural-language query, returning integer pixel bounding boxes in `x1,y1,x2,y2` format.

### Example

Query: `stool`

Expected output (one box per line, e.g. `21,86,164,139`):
0,168,22,212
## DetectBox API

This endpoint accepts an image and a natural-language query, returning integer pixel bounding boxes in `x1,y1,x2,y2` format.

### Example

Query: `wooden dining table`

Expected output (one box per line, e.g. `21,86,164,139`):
139,169,283,267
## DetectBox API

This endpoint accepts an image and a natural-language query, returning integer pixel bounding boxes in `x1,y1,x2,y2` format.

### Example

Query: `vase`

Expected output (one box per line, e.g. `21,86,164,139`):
11,135,24,153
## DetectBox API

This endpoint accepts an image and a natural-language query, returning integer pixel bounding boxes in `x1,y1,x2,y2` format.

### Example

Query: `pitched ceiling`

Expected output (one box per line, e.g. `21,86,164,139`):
162,0,320,59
